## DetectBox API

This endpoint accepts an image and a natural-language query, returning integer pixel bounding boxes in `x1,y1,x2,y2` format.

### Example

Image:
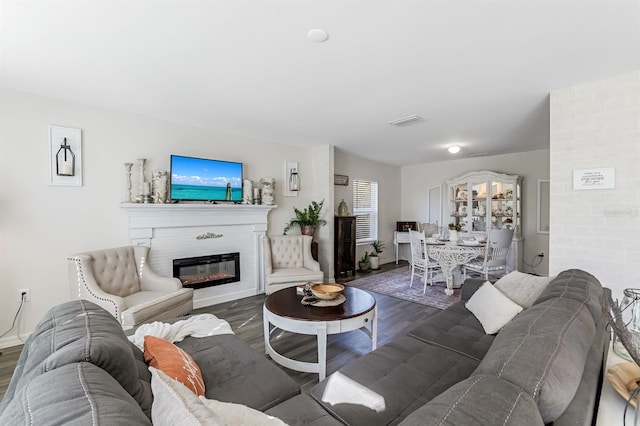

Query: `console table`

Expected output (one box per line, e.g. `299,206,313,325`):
393,231,410,264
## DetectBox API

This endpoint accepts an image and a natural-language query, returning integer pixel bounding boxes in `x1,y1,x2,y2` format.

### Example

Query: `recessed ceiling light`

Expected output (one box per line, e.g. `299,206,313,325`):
448,146,461,154
308,29,329,42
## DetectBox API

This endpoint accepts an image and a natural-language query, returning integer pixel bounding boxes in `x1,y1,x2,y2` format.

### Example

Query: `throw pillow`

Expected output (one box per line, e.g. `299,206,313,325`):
144,335,205,396
466,282,523,334
149,368,288,426
494,271,555,309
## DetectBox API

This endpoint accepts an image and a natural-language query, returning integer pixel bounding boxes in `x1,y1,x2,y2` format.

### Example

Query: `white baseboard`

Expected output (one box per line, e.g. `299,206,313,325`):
0,332,31,350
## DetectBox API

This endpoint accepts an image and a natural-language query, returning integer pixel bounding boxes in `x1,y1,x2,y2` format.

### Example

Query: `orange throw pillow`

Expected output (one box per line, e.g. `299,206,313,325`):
143,335,205,396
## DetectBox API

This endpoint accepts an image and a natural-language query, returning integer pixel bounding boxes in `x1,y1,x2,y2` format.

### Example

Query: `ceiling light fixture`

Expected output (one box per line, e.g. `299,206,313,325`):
308,29,329,42
448,146,461,154
389,114,424,126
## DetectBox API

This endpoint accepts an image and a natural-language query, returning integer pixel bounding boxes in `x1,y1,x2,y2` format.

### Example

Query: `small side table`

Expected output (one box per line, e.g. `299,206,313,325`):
596,342,632,425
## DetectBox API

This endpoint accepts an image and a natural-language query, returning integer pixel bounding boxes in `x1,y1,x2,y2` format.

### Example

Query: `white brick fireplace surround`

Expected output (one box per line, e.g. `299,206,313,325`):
121,204,276,308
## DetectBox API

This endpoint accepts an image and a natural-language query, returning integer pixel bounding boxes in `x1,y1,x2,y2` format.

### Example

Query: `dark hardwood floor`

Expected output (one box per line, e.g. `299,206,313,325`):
0,261,438,398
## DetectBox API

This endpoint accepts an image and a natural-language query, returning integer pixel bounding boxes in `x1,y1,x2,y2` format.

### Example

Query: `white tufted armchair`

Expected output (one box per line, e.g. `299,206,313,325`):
263,235,324,295
67,246,193,329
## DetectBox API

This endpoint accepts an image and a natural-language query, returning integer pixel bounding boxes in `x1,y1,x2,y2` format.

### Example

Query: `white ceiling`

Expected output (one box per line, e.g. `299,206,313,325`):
2,0,639,166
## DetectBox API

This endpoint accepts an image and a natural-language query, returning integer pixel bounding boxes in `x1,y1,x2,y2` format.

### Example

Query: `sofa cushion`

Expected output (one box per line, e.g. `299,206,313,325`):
149,367,287,426
177,334,300,411
474,297,597,423
534,269,603,322
310,335,479,426
266,394,344,426
144,335,205,396
397,375,544,426
1,300,153,417
465,281,523,334
494,270,554,308
408,301,495,361
0,362,151,426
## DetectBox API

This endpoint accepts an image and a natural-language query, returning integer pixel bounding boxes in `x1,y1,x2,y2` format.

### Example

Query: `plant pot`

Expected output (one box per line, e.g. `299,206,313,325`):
358,262,370,272
369,256,380,270
449,230,460,242
301,225,316,238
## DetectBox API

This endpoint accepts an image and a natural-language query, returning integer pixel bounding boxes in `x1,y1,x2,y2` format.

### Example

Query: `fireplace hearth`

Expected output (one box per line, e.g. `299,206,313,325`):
173,252,240,290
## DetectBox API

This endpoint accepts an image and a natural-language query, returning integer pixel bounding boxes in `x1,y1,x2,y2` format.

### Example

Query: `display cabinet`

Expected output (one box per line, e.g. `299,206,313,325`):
446,171,523,271
334,216,357,278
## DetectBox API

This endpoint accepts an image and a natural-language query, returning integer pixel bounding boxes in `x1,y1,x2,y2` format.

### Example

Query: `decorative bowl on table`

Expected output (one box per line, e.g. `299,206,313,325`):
311,283,345,300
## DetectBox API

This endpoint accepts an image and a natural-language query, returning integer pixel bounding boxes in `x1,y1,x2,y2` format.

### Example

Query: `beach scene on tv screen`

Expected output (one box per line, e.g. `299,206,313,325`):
171,156,242,201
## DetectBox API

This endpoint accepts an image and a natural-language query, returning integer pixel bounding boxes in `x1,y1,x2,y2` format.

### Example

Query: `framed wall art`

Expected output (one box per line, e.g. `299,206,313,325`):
49,125,82,186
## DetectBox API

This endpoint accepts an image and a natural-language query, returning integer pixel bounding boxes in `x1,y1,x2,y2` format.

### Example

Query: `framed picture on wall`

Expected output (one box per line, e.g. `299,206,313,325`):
334,174,349,186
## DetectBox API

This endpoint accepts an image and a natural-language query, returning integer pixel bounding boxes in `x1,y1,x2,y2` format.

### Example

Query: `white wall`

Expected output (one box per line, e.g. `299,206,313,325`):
0,89,325,347
401,150,550,275
334,149,402,266
549,71,640,300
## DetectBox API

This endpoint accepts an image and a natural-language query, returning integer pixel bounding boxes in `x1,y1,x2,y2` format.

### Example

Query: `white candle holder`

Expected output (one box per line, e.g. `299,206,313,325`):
123,162,133,203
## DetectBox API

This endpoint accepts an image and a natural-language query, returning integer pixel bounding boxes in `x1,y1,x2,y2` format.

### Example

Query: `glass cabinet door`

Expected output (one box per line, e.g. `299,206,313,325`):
451,183,469,231
471,180,487,232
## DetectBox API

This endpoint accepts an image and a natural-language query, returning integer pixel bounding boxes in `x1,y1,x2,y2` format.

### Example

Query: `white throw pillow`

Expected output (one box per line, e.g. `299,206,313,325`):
494,271,555,309
150,367,288,426
465,282,523,334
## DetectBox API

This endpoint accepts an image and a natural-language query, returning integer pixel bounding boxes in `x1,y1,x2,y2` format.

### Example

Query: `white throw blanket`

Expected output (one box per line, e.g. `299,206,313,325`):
128,314,234,351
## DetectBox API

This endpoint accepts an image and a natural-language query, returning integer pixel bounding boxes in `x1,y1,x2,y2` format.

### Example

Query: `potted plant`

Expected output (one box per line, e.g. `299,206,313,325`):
448,222,462,242
358,252,370,272
369,240,385,270
283,200,327,238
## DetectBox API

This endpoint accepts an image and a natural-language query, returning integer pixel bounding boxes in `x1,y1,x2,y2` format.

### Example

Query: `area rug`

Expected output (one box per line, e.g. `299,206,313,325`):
342,266,461,310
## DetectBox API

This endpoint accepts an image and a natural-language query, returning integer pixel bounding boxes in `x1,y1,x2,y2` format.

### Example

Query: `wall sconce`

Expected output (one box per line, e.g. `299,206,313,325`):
56,137,76,176
284,161,299,197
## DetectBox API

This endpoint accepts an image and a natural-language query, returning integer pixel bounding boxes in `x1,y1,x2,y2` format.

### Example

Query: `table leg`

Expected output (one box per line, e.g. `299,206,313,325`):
395,241,399,264
317,322,327,381
443,267,455,296
371,306,378,350
263,306,270,355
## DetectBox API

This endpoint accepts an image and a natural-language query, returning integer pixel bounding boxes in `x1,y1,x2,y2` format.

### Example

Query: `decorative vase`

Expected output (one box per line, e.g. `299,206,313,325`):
369,256,380,270
359,262,370,272
151,170,168,203
242,180,253,204
449,230,460,242
260,178,275,205
338,199,348,216
301,225,315,238
123,163,133,203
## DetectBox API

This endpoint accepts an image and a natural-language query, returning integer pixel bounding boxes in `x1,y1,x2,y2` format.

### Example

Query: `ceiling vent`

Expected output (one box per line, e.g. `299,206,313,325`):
467,152,489,157
389,114,424,126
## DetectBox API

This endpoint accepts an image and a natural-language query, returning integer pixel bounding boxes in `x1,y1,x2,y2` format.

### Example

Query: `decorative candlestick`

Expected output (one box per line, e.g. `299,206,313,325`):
123,162,133,203
137,158,146,202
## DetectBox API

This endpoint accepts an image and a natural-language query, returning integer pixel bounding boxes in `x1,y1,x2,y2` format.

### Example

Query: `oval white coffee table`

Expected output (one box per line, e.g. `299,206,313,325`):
263,286,377,381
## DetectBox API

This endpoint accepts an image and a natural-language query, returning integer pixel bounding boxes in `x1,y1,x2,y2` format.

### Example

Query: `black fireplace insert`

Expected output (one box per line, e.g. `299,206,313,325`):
173,252,240,290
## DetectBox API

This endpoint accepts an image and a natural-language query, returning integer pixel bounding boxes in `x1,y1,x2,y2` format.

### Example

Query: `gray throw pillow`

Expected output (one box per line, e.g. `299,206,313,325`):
494,271,554,308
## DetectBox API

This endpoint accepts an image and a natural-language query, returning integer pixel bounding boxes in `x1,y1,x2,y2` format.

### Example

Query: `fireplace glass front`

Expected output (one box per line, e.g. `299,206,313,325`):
173,252,240,290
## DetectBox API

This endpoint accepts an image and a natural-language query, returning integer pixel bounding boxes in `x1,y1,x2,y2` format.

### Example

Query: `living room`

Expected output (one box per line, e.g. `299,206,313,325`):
1,1,639,424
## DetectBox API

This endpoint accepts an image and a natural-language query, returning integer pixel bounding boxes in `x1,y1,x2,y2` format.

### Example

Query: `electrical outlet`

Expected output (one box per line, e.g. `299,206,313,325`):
18,288,31,302
537,251,545,258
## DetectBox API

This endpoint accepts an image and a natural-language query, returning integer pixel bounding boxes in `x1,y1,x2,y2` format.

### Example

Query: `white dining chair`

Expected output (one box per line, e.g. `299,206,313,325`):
462,228,514,280
408,230,442,293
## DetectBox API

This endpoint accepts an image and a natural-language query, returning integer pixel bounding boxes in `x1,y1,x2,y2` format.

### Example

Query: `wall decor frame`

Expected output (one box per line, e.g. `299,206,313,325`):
573,167,615,190
396,221,418,232
334,174,349,186
49,125,82,186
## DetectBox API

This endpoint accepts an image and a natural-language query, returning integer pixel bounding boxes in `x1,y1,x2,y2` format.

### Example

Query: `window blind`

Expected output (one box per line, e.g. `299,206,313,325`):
353,179,379,243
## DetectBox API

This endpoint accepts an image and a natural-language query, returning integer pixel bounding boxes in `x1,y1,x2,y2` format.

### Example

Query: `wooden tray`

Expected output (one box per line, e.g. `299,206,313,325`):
607,361,640,407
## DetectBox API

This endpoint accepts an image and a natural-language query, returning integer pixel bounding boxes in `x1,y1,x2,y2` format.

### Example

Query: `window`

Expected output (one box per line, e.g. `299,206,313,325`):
353,179,378,244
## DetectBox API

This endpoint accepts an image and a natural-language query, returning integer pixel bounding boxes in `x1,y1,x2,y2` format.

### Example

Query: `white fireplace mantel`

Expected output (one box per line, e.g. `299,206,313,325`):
121,203,277,308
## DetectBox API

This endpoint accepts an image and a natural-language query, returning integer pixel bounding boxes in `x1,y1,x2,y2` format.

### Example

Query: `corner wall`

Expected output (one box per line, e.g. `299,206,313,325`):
549,71,640,299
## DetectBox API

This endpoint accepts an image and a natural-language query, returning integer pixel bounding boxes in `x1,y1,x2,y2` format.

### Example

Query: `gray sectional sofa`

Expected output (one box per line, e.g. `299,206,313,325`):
0,269,609,426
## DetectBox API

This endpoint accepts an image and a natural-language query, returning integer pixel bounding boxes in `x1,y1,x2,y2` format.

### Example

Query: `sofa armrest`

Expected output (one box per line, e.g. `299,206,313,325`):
138,263,182,291
461,278,486,301
262,236,273,274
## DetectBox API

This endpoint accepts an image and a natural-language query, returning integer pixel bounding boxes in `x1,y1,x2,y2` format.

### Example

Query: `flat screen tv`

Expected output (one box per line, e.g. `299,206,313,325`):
170,155,243,202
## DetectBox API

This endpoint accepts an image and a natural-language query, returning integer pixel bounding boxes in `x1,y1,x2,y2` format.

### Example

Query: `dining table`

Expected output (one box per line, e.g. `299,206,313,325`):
427,241,485,296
